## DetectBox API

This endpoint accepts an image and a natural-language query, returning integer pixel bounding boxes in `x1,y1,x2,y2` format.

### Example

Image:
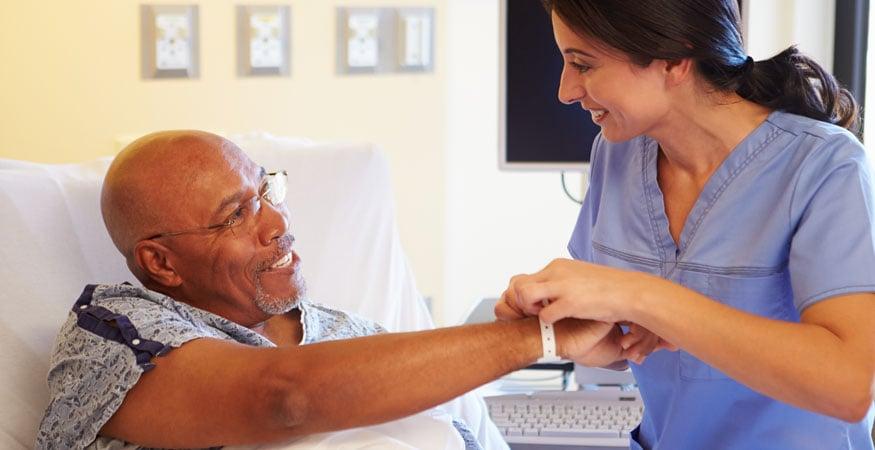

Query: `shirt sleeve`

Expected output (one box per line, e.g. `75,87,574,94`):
36,290,225,450
788,136,875,312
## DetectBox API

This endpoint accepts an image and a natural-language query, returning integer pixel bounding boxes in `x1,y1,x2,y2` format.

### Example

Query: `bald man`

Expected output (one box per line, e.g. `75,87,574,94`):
36,131,621,450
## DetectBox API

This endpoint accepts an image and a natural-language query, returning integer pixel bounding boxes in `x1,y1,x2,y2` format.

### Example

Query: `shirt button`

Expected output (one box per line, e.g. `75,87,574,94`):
79,305,88,309
132,339,141,346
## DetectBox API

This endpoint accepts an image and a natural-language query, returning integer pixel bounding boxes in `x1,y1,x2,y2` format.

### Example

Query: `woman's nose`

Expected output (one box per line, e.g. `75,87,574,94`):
557,68,584,105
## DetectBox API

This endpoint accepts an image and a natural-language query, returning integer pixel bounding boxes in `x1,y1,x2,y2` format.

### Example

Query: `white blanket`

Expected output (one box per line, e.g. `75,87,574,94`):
227,392,508,450
234,411,464,450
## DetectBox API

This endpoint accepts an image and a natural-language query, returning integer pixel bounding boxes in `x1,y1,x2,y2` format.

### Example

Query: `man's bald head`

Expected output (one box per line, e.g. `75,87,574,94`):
101,130,249,264
101,130,303,323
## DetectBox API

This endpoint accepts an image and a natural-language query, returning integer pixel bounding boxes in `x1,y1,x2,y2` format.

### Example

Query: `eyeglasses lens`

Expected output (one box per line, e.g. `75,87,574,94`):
266,171,288,206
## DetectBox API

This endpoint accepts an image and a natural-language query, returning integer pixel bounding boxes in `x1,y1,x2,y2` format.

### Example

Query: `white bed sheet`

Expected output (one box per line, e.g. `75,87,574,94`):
228,393,507,450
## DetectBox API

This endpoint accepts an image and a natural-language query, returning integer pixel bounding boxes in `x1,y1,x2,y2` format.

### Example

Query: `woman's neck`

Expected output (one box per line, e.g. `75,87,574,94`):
649,92,772,178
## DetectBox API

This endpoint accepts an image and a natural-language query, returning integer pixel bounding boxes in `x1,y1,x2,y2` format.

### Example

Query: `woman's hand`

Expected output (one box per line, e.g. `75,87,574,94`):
619,323,678,364
497,270,677,366
506,258,657,324
495,274,534,321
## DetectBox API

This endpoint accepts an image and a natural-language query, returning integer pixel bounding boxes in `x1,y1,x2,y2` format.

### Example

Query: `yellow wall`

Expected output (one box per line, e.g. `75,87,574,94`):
0,0,447,316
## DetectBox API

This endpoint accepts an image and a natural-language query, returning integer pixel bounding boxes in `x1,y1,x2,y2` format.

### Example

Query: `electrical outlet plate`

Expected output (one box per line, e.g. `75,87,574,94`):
337,7,394,74
396,8,434,72
141,5,199,79
237,5,291,76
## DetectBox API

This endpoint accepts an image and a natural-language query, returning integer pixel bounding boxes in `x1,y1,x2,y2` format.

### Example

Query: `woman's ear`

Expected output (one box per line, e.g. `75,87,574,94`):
663,58,695,87
133,240,183,287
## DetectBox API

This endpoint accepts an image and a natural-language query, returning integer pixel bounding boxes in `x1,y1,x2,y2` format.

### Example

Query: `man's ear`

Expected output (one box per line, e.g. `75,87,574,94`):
663,58,694,88
133,240,183,287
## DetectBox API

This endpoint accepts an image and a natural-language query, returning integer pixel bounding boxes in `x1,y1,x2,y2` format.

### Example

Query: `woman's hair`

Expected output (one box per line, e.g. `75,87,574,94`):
542,0,860,133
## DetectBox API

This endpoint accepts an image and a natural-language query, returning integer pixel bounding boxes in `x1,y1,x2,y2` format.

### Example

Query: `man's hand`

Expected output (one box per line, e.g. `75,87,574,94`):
552,320,678,368
553,319,623,367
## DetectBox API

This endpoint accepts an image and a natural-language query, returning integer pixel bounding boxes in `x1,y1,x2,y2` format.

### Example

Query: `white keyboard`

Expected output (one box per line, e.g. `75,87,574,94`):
485,390,643,448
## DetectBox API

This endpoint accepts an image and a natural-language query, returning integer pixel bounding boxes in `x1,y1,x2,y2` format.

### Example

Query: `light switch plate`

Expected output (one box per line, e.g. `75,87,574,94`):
396,8,434,72
336,8,394,74
141,5,199,79
237,5,291,76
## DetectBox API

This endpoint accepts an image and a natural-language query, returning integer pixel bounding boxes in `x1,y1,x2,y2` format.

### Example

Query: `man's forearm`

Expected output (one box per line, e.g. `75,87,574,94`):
99,316,609,447
273,318,543,435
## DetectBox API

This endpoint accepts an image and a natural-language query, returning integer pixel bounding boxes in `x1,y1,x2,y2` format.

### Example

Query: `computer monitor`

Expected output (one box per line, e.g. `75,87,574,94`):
498,0,600,171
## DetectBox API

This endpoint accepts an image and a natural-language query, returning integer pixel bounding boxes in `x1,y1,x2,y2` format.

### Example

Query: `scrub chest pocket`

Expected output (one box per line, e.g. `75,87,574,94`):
590,240,795,381
676,268,793,381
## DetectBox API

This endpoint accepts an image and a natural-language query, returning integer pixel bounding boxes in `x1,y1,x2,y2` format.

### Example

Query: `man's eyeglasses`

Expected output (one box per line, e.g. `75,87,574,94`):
143,170,288,241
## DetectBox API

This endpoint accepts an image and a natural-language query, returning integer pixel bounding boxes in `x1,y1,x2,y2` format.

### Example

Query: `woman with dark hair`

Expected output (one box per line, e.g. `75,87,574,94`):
496,1,875,448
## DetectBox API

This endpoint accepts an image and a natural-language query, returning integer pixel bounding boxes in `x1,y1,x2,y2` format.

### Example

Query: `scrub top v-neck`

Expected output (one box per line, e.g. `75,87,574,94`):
568,111,875,450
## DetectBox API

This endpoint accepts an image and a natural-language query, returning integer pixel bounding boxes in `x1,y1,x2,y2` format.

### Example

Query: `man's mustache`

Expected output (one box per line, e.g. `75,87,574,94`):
254,234,296,273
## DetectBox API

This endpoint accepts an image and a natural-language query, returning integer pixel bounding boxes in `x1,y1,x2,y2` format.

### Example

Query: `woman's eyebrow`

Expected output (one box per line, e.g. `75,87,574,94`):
564,48,596,58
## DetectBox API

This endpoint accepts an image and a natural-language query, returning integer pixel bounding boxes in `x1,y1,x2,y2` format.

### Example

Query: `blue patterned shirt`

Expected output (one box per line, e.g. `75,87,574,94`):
36,283,394,449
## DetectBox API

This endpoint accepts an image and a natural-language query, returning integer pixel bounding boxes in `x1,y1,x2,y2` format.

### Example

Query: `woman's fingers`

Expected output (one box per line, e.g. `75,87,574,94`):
624,334,658,364
494,296,526,320
618,324,662,364
618,327,644,350
516,280,564,314
497,273,544,319
539,297,579,325
506,258,625,324
655,338,679,352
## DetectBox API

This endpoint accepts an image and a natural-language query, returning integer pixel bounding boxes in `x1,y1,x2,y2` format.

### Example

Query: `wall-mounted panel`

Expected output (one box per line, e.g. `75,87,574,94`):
237,5,291,77
141,4,199,79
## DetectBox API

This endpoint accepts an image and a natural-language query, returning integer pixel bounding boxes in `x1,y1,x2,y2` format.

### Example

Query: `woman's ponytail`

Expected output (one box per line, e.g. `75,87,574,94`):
737,47,859,133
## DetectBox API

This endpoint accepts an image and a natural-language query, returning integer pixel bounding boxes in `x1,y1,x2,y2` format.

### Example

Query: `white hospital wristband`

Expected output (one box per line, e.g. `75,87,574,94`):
537,318,561,363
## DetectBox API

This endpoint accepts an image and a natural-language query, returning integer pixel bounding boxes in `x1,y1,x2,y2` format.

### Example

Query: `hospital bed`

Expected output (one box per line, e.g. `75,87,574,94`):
0,134,505,449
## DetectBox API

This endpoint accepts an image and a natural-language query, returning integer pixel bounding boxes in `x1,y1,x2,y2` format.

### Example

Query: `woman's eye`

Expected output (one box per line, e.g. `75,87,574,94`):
570,62,590,74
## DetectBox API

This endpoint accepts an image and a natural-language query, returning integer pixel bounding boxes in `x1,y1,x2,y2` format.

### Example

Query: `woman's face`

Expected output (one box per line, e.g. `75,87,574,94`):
552,12,671,142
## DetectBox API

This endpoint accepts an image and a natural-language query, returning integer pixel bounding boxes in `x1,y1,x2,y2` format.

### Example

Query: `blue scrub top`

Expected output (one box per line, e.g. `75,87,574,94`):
568,111,875,449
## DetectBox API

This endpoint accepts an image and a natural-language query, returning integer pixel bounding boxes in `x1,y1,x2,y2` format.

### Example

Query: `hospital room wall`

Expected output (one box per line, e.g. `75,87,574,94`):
0,0,844,328
0,0,450,320
440,0,837,326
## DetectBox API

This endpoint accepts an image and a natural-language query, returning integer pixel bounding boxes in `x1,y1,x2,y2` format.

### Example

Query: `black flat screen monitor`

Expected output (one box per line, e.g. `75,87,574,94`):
499,0,599,171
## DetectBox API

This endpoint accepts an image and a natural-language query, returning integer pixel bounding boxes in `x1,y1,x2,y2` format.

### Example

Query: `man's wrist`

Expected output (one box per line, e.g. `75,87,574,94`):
507,317,544,364
552,319,572,360
536,318,562,363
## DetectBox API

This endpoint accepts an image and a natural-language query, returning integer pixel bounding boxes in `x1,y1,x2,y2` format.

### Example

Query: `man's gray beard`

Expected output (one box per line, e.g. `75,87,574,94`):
253,271,307,315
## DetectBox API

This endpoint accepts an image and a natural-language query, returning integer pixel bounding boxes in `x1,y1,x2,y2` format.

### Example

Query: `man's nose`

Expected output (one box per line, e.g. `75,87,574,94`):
257,200,290,246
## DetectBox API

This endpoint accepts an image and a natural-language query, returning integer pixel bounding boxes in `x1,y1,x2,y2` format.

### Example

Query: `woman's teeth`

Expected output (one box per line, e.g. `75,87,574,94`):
271,252,293,269
591,109,608,121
